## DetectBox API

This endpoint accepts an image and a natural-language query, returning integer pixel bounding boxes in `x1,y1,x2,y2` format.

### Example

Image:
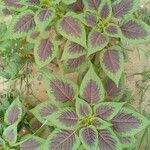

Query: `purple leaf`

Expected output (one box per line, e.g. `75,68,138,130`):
25,0,40,6
44,74,78,104
76,97,92,118
48,108,79,130
2,0,23,8
88,29,109,56
83,0,102,10
4,97,22,125
100,46,124,85
98,129,121,150
61,41,87,60
46,129,80,150
30,118,42,131
68,0,84,12
3,124,17,145
121,19,150,43
80,65,105,104
35,8,55,30
27,29,40,43
34,38,57,68
104,23,121,37
94,102,124,120
79,125,98,150
99,0,112,21
66,55,86,68
20,136,45,150
78,11,97,27
11,11,35,38
112,0,139,18
30,101,58,124
57,15,86,47
112,108,150,135
104,78,123,98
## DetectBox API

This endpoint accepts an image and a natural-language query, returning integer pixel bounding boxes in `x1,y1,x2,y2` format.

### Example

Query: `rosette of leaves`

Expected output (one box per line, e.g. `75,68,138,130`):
28,65,150,150
0,0,149,87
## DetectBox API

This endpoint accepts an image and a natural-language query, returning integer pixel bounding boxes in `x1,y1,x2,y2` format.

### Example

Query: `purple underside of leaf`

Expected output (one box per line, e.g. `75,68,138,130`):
103,49,120,73
112,0,134,18
100,4,110,19
86,0,101,10
67,56,85,68
119,136,131,144
49,130,75,150
39,104,57,117
81,127,97,146
30,31,40,39
8,104,20,124
38,9,53,22
79,104,91,117
5,129,15,142
59,110,78,127
14,14,35,33
20,139,40,150
121,20,147,39
85,14,97,27
4,0,23,7
105,79,120,97
96,105,113,119
90,31,107,48
112,112,141,132
38,39,53,62
61,16,82,36
50,80,74,102
106,25,118,34
68,0,84,12
98,129,117,150
68,42,85,53
82,79,100,104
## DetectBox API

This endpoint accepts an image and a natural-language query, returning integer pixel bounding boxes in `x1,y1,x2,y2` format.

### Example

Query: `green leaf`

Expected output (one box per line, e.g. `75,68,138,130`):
30,101,58,124
19,135,45,150
3,124,17,145
44,73,78,105
0,137,5,148
34,8,55,31
8,10,35,39
104,23,122,38
100,46,124,86
4,97,22,125
45,129,80,150
120,19,150,44
79,125,98,150
76,97,92,119
56,13,86,47
80,65,105,105
92,117,112,129
93,102,125,120
62,0,76,4
61,41,87,60
0,22,7,40
47,107,79,130
112,107,150,136
34,38,58,68
87,28,109,56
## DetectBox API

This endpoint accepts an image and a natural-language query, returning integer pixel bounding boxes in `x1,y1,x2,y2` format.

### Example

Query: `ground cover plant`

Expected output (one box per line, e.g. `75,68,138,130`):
0,0,150,149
